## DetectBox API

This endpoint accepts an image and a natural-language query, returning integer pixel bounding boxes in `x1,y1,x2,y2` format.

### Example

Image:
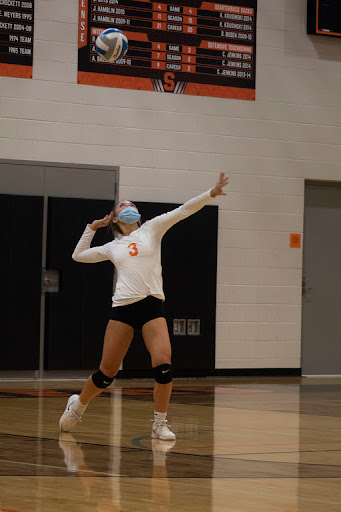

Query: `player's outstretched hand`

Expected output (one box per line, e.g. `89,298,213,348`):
210,172,229,197
90,213,112,231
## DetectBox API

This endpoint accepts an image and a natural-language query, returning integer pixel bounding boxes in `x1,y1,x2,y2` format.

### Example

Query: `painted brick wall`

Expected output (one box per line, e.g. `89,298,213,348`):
1,0,340,369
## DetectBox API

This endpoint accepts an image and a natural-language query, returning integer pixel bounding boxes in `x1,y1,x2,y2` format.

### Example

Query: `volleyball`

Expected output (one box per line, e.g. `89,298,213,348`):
95,28,128,62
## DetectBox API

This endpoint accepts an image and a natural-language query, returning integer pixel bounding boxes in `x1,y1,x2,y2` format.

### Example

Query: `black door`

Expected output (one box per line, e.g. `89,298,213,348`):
0,194,43,370
44,197,114,370
122,202,218,377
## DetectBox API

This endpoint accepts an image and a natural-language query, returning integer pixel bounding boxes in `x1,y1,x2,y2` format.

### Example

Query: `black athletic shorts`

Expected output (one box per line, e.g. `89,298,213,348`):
110,295,166,330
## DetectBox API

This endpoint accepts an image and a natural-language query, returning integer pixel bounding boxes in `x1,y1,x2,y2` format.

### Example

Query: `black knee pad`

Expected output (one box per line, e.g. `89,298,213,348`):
153,364,173,384
91,369,115,389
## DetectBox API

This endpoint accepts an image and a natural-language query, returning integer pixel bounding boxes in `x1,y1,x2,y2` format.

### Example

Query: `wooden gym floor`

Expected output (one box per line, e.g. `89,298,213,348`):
0,377,340,512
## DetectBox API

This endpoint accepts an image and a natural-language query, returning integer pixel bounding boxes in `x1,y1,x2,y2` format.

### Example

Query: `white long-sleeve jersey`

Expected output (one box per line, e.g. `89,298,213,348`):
72,189,213,307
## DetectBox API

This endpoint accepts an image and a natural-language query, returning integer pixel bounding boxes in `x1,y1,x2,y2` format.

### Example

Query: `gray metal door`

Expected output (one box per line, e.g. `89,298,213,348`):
301,182,341,375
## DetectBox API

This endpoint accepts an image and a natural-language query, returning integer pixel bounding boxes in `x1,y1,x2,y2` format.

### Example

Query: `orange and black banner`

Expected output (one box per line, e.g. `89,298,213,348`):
307,0,341,37
78,0,257,100
0,0,34,78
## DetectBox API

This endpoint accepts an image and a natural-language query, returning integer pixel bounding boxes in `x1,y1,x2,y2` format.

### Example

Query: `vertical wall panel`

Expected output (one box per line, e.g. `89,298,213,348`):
45,197,84,369
80,198,115,370
0,195,11,369
45,197,114,370
0,195,43,370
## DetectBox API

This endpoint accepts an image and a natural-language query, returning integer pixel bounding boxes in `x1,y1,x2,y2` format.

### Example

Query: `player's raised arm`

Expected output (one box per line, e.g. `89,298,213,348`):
148,172,229,237
72,214,112,263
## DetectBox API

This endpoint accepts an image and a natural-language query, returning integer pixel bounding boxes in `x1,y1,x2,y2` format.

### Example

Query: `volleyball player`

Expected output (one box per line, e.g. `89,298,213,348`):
59,173,229,440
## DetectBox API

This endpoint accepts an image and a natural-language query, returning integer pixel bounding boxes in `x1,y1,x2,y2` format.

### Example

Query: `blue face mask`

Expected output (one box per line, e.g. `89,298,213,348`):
118,206,141,224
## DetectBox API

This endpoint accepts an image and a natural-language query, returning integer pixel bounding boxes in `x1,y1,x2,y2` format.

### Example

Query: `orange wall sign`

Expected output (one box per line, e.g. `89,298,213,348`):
290,234,301,248
77,0,257,99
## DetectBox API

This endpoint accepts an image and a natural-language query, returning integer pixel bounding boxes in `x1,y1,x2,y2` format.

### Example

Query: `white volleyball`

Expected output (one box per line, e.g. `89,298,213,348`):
95,28,128,62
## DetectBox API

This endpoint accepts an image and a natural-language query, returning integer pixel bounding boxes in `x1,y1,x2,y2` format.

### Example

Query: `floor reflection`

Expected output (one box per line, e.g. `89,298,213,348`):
0,378,340,512
59,433,177,512
1,427,339,479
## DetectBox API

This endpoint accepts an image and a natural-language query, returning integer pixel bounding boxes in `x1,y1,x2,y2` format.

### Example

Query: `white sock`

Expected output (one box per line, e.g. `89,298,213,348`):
72,397,88,416
154,410,167,423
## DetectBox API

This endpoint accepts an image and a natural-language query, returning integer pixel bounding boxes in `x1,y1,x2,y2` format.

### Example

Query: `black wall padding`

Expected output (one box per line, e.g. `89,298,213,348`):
122,201,218,374
80,199,114,369
45,197,114,370
0,194,43,370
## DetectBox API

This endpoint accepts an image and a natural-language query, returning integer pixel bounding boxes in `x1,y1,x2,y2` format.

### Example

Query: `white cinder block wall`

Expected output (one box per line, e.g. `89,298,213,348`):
1,0,341,370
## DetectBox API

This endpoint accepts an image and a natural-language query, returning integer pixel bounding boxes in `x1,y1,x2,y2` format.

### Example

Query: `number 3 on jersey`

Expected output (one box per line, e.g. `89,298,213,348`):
128,243,138,256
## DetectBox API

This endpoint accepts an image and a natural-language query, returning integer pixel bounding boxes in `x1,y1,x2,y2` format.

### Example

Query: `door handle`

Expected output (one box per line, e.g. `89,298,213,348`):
42,268,60,293
302,275,311,297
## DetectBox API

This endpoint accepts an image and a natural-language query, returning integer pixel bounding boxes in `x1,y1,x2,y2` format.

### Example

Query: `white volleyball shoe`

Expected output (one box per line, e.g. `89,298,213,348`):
151,419,176,441
59,394,82,432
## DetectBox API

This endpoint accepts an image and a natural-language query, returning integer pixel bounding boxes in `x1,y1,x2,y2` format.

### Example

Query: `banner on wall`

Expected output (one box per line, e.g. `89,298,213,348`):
78,0,257,100
307,0,341,37
0,0,34,78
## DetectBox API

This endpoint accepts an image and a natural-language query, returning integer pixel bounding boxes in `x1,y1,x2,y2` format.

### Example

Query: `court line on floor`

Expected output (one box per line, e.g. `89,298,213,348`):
1,453,341,480
0,432,138,452
1,456,341,480
131,436,341,460
1,432,340,461
213,449,341,457
0,458,122,477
